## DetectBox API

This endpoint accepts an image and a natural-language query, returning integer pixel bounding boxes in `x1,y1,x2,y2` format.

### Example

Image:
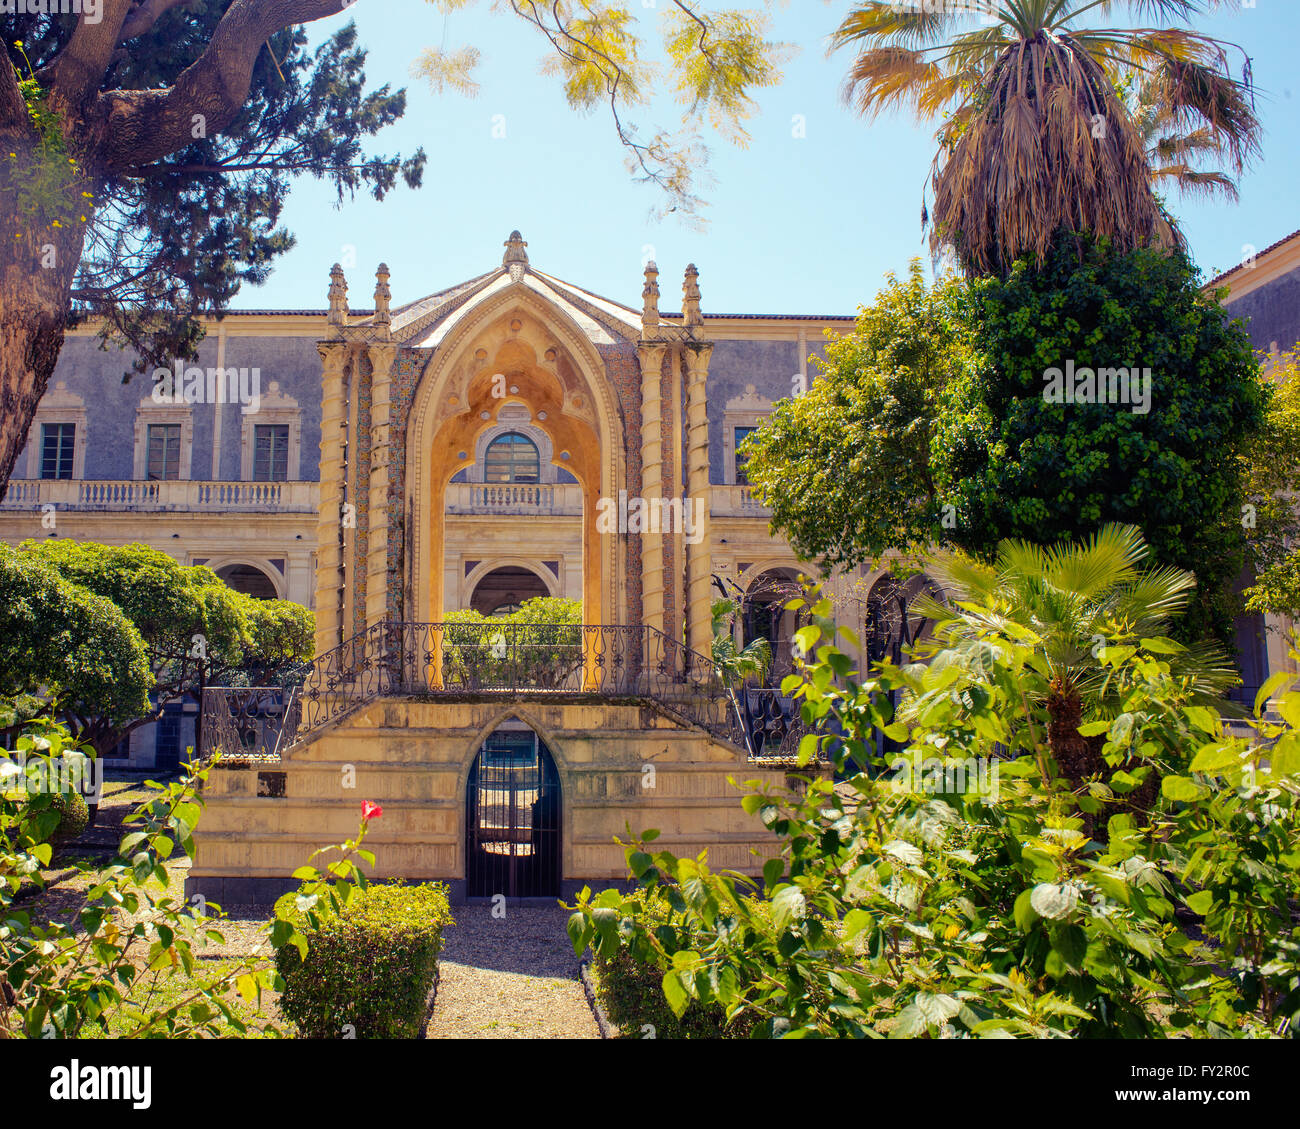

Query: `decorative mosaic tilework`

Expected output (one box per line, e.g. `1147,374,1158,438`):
386,349,433,623
351,353,373,639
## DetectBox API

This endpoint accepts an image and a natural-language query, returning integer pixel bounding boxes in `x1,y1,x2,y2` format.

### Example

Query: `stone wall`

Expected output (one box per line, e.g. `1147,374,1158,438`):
187,699,786,904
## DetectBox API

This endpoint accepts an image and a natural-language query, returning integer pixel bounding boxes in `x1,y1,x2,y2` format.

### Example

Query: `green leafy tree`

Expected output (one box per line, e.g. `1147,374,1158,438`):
0,1,429,498
746,242,1267,647
831,0,1259,275
415,0,789,218
741,261,977,572
569,583,1300,1039
442,596,583,689
935,236,1268,645
0,543,152,753
239,596,315,686
1243,348,1300,618
19,540,254,753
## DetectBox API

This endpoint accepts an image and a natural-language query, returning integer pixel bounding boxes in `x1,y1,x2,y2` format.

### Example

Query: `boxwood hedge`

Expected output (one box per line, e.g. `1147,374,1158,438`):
276,881,453,1039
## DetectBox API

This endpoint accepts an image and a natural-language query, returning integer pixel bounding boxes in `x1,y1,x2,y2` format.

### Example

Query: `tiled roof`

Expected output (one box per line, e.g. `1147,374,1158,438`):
1207,228,1300,288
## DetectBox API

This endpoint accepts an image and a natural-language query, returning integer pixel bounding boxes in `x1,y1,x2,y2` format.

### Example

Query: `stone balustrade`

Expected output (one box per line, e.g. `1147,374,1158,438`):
0,479,318,512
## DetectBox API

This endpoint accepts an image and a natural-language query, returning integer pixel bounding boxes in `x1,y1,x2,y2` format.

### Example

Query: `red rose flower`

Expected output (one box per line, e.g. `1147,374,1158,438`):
361,800,383,822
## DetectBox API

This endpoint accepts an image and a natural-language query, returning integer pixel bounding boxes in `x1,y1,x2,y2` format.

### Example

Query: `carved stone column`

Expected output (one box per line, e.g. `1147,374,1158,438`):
684,341,713,660
637,260,666,637
365,263,395,631
366,342,397,629
637,341,667,636
314,340,349,658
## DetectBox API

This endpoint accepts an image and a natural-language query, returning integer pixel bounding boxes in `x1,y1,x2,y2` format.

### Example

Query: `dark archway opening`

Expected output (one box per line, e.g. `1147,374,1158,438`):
466,723,561,898
469,566,550,616
215,563,278,600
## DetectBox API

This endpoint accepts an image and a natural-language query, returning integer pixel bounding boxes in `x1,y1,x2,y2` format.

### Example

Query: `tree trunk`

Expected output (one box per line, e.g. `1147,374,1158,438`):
1045,678,1099,785
0,138,89,498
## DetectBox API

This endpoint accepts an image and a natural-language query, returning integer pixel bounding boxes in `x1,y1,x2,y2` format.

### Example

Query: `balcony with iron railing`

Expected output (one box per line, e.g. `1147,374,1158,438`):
0,479,317,513
202,620,812,764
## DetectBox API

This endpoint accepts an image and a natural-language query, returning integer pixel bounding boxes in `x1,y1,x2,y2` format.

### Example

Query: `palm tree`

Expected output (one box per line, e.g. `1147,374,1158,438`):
913,524,1239,786
1130,58,1259,202
831,1,1259,276
710,599,773,686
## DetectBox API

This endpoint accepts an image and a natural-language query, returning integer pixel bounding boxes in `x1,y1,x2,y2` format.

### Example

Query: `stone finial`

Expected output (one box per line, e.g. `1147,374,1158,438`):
503,230,529,281
641,260,660,333
373,262,392,331
327,263,349,328
683,263,703,328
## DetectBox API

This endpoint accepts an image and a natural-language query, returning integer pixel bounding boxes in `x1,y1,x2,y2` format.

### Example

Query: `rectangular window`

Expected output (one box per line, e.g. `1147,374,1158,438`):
146,423,182,481
40,423,76,480
253,425,290,481
734,426,758,486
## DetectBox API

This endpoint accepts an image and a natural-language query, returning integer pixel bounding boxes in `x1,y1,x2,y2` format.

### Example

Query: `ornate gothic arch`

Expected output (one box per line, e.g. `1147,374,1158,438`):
405,282,628,626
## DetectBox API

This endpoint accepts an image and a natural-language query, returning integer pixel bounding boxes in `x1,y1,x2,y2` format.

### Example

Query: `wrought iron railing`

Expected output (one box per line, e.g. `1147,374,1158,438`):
202,621,812,761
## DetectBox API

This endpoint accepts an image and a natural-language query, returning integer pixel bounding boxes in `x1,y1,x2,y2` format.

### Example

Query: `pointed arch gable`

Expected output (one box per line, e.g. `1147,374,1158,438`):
405,281,628,627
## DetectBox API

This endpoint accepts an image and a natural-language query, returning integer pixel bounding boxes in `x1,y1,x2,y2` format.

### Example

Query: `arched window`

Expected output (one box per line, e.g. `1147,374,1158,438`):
215,563,278,600
484,432,540,484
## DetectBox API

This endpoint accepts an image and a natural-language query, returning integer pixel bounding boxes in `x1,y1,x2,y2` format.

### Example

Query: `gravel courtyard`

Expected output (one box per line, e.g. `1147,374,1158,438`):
425,902,599,1039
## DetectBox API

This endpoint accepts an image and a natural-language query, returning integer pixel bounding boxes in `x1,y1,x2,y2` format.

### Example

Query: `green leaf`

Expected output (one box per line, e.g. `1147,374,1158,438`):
1140,637,1183,655
842,908,873,940
1013,888,1039,932
1050,923,1087,971
762,857,784,891
662,969,689,1019
1189,743,1245,775
1185,890,1214,916
1272,733,1300,777
1161,775,1208,803
770,885,806,932
1255,671,1292,717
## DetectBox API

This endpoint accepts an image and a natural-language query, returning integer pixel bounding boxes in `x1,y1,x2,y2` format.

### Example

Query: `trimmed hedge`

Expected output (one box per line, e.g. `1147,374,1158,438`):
276,882,453,1039
592,890,758,1039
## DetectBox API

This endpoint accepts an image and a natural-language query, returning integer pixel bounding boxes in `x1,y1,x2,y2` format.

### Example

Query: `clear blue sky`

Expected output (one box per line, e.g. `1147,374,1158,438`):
241,0,1300,316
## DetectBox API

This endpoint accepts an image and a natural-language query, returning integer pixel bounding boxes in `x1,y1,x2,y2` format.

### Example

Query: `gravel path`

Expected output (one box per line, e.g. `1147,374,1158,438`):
425,903,600,1040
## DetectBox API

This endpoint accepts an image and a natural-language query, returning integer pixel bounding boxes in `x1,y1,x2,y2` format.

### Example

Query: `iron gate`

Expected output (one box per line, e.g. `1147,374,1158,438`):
466,728,561,898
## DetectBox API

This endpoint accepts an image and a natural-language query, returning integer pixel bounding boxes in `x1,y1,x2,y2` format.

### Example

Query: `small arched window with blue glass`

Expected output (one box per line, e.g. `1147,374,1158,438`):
484,432,541,484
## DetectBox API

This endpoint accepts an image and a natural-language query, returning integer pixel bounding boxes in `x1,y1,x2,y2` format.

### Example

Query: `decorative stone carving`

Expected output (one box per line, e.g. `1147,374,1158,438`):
327,264,349,329
503,230,529,282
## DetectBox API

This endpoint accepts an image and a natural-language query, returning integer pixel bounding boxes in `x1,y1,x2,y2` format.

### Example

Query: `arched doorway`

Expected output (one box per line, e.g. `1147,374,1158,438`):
465,721,561,898
742,567,803,682
469,566,551,616
866,572,946,758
